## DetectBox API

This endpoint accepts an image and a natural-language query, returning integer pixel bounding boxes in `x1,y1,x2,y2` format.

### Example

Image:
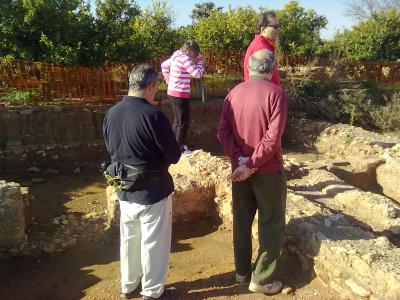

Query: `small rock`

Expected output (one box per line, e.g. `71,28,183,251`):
35,150,46,156
67,238,77,247
27,166,41,173
375,236,391,248
20,109,33,115
52,155,60,160
73,167,81,174
331,159,350,166
324,218,332,227
345,278,371,297
44,244,56,253
31,178,46,184
44,169,60,175
386,207,398,219
281,286,294,295
329,214,344,222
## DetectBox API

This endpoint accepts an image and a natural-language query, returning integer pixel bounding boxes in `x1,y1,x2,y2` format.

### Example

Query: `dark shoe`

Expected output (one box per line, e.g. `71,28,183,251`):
121,289,137,299
235,273,250,283
142,287,177,299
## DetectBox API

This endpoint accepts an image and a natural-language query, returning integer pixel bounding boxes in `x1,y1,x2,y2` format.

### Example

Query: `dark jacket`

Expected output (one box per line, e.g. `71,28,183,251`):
103,96,181,205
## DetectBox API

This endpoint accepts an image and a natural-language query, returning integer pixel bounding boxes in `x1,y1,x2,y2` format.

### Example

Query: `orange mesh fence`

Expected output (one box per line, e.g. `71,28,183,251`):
1,50,400,104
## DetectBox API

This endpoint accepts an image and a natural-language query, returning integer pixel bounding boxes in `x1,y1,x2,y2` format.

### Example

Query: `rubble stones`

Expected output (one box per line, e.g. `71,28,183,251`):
315,124,400,159
6,212,108,256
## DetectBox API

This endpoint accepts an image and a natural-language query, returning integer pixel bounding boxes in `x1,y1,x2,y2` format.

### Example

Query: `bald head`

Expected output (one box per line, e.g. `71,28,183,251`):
248,49,275,79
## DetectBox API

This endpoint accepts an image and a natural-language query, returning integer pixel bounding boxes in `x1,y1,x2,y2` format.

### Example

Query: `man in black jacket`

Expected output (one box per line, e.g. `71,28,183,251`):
103,64,181,300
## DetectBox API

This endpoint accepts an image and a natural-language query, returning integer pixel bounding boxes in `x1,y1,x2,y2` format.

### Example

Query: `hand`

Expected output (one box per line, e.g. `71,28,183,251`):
231,165,256,182
238,156,250,166
196,55,204,63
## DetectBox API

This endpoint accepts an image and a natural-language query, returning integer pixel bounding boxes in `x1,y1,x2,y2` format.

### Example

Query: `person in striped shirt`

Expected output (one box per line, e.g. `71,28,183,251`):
161,40,205,154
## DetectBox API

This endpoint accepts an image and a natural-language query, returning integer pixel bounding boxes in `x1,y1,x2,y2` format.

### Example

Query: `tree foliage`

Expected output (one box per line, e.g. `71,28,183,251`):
0,0,95,65
95,0,141,62
193,7,257,50
1,0,397,65
190,2,223,23
131,1,183,59
333,9,400,61
276,0,328,57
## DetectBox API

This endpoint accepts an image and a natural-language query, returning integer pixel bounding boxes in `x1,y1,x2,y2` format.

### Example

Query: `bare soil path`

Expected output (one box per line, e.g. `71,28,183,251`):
0,164,338,300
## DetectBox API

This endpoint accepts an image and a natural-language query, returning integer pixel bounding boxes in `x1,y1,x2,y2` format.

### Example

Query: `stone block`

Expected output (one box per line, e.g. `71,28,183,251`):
377,157,400,204
0,182,26,248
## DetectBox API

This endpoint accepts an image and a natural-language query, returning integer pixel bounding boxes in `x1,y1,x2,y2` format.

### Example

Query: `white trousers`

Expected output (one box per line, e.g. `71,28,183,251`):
119,195,172,298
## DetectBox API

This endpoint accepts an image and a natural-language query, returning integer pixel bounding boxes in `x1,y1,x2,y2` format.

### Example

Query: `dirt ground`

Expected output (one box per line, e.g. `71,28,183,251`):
0,155,339,300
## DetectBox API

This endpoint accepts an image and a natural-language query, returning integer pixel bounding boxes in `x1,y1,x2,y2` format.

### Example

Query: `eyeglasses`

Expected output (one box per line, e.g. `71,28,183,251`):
266,24,280,30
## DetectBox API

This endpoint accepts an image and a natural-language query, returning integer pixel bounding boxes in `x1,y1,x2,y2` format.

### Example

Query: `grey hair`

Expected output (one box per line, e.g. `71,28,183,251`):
248,49,275,75
128,64,159,92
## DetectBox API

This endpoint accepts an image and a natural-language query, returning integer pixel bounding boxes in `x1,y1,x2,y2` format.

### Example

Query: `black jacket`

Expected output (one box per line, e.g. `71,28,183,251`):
103,96,180,204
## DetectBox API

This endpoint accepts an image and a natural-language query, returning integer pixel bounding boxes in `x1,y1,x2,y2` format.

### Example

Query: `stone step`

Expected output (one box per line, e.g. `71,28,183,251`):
289,169,400,235
285,192,400,300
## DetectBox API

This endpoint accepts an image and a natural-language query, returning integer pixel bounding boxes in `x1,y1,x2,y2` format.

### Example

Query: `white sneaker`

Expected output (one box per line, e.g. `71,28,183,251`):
235,273,249,283
248,280,283,295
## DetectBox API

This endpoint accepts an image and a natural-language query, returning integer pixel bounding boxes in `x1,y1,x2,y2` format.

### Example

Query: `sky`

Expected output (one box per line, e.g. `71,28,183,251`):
133,0,357,40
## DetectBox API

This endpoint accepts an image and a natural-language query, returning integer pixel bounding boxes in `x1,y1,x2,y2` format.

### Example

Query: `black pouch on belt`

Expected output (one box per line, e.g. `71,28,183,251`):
105,162,162,191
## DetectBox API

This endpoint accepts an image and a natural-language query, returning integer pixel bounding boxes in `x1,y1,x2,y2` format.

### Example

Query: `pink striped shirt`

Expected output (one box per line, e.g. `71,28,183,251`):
161,50,205,98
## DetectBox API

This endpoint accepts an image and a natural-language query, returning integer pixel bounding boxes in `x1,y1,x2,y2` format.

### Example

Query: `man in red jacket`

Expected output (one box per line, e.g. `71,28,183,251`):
243,11,281,85
218,49,287,295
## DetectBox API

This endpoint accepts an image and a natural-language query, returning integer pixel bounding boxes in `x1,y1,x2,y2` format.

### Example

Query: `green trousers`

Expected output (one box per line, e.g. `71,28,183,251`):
232,171,287,285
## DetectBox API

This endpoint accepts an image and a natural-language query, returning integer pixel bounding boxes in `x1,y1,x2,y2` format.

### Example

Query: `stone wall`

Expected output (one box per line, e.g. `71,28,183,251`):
0,102,329,175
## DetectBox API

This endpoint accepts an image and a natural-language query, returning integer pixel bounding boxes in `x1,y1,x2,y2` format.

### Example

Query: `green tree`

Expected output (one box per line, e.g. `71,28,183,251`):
0,0,30,59
190,2,223,23
276,0,328,57
333,9,400,61
130,0,184,59
0,0,98,65
193,7,257,50
95,0,141,63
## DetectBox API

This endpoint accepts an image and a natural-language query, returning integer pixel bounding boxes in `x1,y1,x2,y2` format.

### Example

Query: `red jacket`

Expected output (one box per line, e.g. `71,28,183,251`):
217,78,287,173
243,35,280,86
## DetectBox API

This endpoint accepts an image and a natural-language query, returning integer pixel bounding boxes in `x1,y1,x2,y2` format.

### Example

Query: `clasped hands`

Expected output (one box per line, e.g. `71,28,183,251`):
231,157,256,182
